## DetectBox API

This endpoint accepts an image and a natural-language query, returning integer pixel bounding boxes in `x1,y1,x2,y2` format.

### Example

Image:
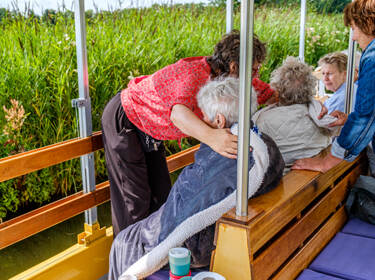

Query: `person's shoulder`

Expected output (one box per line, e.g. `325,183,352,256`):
366,38,375,52
261,104,309,125
255,105,282,128
170,56,210,75
179,56,206,63
174,56,207,68
361,40,375,65
262,104,301,115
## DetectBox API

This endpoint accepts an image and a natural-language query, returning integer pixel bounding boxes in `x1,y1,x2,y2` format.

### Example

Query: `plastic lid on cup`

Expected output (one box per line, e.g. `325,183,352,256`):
169,247,189,258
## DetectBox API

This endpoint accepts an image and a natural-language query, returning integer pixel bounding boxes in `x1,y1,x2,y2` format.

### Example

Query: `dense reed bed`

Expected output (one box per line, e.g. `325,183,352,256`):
0,3,349,219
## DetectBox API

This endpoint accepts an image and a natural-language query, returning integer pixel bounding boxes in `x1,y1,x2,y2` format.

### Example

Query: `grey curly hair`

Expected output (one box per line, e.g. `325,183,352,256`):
270,56,317,106
197,77,240,127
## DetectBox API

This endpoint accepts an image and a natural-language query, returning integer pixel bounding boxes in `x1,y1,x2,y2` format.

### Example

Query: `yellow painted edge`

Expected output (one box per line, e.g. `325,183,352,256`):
212,223,252,280
11,227,113,280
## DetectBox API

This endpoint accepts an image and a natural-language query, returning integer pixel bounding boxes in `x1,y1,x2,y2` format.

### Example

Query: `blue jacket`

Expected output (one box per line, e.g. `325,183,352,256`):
332,39,375,161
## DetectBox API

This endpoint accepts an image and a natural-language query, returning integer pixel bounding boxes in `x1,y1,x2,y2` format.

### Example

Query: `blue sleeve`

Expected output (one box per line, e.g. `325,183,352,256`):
334,49,375,160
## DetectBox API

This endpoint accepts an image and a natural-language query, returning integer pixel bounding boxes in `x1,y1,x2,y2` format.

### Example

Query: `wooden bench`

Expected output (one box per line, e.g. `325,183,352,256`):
211,151,367,280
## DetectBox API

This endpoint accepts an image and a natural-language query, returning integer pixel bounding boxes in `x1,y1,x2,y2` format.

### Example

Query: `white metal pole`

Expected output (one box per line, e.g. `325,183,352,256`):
226,0,234,33
74,0,97,225
236,0,254,217
344,28,357,114
299,0,306,62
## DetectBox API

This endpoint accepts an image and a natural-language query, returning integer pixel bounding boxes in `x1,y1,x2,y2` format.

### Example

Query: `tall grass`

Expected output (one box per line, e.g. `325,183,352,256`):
0,4,350,220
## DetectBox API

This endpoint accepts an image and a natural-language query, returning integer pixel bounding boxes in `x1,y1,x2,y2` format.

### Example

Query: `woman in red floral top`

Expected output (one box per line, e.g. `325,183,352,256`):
101,30,275,236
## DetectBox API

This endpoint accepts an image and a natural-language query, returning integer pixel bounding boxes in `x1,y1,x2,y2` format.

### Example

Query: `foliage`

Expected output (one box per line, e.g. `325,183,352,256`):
210,0,351,13
0,3,350,220
252,5,349,81
0,8,9,22
310,0,351,14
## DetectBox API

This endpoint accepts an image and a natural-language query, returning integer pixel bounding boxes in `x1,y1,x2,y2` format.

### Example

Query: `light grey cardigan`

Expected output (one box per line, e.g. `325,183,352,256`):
252,99,339,167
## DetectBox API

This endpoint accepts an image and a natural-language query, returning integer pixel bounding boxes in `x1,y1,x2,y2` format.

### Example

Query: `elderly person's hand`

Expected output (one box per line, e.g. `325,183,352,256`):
328,110,347,127
317,103,328,119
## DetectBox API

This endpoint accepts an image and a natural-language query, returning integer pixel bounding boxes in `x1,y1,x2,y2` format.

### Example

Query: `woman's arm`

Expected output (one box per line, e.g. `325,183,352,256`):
171,104,238,159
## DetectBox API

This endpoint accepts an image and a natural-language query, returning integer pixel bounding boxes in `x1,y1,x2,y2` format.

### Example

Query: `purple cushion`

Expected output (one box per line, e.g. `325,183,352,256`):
297,269,344,280
342,218,375,239
310,232,375,280
145,270,169,280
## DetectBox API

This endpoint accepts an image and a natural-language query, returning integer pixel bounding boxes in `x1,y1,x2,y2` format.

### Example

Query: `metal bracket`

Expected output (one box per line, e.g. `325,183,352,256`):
71,98,88,108
77,222,106,246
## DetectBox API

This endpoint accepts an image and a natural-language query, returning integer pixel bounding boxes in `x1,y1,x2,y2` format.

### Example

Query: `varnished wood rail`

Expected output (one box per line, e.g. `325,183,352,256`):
0,131,103,183
0,181,110,249
0,132,200,249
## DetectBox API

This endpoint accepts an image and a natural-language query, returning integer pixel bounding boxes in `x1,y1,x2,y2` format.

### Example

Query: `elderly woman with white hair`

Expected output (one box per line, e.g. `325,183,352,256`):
108,77,284,280
253,56,339,169
197,77,258,129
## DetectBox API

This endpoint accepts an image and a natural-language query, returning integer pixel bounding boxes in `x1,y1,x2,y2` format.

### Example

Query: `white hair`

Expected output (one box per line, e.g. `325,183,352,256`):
197,77,258,127
197,77,239,127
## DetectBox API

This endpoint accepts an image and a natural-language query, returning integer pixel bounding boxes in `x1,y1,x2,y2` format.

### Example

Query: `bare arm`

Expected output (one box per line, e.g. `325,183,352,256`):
170,104,238,159
317,103,328,119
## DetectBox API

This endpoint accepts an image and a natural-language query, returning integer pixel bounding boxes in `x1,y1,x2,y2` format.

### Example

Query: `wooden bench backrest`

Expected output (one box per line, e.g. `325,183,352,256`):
0,132,199,249
211,151,367,280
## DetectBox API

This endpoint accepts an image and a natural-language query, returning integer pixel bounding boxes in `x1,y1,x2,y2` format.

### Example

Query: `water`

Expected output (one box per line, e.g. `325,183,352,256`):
0,202,112,279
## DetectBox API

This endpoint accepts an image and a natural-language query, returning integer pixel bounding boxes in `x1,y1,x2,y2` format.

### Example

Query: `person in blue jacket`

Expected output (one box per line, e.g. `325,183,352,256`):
292,0,375,172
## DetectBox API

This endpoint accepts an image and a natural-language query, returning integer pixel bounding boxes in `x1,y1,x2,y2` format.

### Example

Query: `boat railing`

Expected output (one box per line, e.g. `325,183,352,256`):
0,132,200,250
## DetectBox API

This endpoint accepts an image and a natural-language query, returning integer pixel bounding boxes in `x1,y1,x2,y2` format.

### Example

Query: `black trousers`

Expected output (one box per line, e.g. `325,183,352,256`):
101,92,172,236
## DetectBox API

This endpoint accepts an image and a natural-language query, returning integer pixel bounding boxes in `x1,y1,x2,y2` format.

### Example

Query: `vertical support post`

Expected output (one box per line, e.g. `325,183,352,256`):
74,0,97,225
226,0,234,34
344,28,357,114
299,0,306,62
236,0,254,217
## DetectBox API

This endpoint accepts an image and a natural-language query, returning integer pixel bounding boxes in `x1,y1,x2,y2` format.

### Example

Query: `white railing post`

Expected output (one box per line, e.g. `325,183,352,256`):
73,0,97,225
344,28,357,114
299,0,306,62
226,0,234,33
236,0,254,217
